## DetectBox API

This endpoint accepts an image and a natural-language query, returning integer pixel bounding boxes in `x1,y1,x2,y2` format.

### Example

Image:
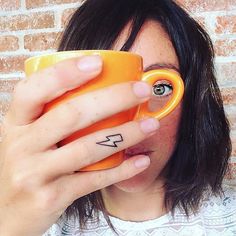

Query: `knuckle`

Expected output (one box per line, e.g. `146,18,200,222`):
56,101,82,130
50,64,63,82
11,172,30,191
121,161,137,179
121,166,132,180
12,79,40,106
50,62,75,88
52,63,65,78
36,188,58,211
11,165,42,191
78,140,94,165
91,172,106,189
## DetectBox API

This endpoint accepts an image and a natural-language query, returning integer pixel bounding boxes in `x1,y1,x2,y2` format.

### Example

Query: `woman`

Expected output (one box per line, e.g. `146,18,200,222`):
0,0,235,235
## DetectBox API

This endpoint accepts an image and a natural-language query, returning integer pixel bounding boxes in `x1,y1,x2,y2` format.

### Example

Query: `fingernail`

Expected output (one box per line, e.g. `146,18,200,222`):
139,118,159,134
77,55,102,72
134,156,150,168
133,81,151,98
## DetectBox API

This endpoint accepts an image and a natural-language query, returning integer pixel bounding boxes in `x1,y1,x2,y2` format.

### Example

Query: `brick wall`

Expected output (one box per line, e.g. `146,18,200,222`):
0,0,235,183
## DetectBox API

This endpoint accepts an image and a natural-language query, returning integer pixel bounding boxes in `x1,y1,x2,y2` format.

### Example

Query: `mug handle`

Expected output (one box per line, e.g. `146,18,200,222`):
134,69,184,120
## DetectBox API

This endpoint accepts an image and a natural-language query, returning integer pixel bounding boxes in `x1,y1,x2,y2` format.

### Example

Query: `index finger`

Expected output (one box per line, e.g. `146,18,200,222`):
6,55,102,126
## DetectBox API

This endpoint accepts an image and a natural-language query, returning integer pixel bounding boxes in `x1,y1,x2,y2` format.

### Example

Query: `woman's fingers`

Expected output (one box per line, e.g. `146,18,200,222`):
28,81,153,152
48,155,151,209
40,118,159,178
5,55,102,126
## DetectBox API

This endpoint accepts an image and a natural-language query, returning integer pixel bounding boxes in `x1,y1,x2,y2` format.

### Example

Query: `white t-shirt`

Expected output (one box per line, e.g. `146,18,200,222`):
43,184,236,236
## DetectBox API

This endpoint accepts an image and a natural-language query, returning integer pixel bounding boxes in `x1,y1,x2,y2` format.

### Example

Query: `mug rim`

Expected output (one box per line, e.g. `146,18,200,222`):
25,50,142,64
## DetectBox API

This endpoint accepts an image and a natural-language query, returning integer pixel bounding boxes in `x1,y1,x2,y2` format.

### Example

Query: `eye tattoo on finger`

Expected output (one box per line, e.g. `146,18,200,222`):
96,134,123,148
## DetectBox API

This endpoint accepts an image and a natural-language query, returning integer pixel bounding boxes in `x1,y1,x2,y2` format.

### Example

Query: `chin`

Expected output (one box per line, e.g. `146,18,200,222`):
113,169,154,193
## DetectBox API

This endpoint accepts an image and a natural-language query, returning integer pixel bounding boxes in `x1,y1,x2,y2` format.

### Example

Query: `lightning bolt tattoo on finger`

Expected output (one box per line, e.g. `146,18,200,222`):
96,134,123,148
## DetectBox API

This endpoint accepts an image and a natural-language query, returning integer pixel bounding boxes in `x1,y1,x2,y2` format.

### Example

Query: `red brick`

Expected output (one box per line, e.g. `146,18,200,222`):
0,98,11,118
177,0,236,12
225,162,236,180
216,15,236,34
232,135,236,156
214,40,236,57
26,0,81,9
24,32,62,51
0,36,19,52
216,62,236,85
61,8,76,28
0,56,29,73
0,79,21,93
226,112,236,131
0,0,20,10
221,87,236,105
0,12,54,32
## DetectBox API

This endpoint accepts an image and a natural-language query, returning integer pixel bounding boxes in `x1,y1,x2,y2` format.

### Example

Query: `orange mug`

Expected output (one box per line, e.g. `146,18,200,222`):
25,50,184,171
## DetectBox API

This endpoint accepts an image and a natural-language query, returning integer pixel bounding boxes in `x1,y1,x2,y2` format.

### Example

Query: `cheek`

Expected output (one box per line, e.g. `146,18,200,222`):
114,105,182,192
147,122,178,176
153,120,178,155
149,103,182,160
141,104,182,178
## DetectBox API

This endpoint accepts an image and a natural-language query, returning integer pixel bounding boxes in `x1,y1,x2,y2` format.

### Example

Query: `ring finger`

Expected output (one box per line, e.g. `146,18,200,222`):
40,117,159,179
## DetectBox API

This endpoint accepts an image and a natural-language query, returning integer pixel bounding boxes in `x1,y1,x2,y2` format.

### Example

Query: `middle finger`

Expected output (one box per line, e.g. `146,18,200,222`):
41,117,159,178
30,81,152,151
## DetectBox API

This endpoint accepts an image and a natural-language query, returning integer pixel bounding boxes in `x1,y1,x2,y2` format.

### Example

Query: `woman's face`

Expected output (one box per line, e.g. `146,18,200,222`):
111,20,182,192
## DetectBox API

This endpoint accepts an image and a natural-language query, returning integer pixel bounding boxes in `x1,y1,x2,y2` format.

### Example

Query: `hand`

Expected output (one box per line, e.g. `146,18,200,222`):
0,55,159,236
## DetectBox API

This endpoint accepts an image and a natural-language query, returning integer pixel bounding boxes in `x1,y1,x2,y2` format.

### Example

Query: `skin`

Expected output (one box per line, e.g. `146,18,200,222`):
101,20,182,221
0,19,181,236
0,43,160,235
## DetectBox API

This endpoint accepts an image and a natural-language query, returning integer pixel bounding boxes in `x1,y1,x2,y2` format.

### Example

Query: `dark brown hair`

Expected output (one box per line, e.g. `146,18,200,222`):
58,0,232,233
